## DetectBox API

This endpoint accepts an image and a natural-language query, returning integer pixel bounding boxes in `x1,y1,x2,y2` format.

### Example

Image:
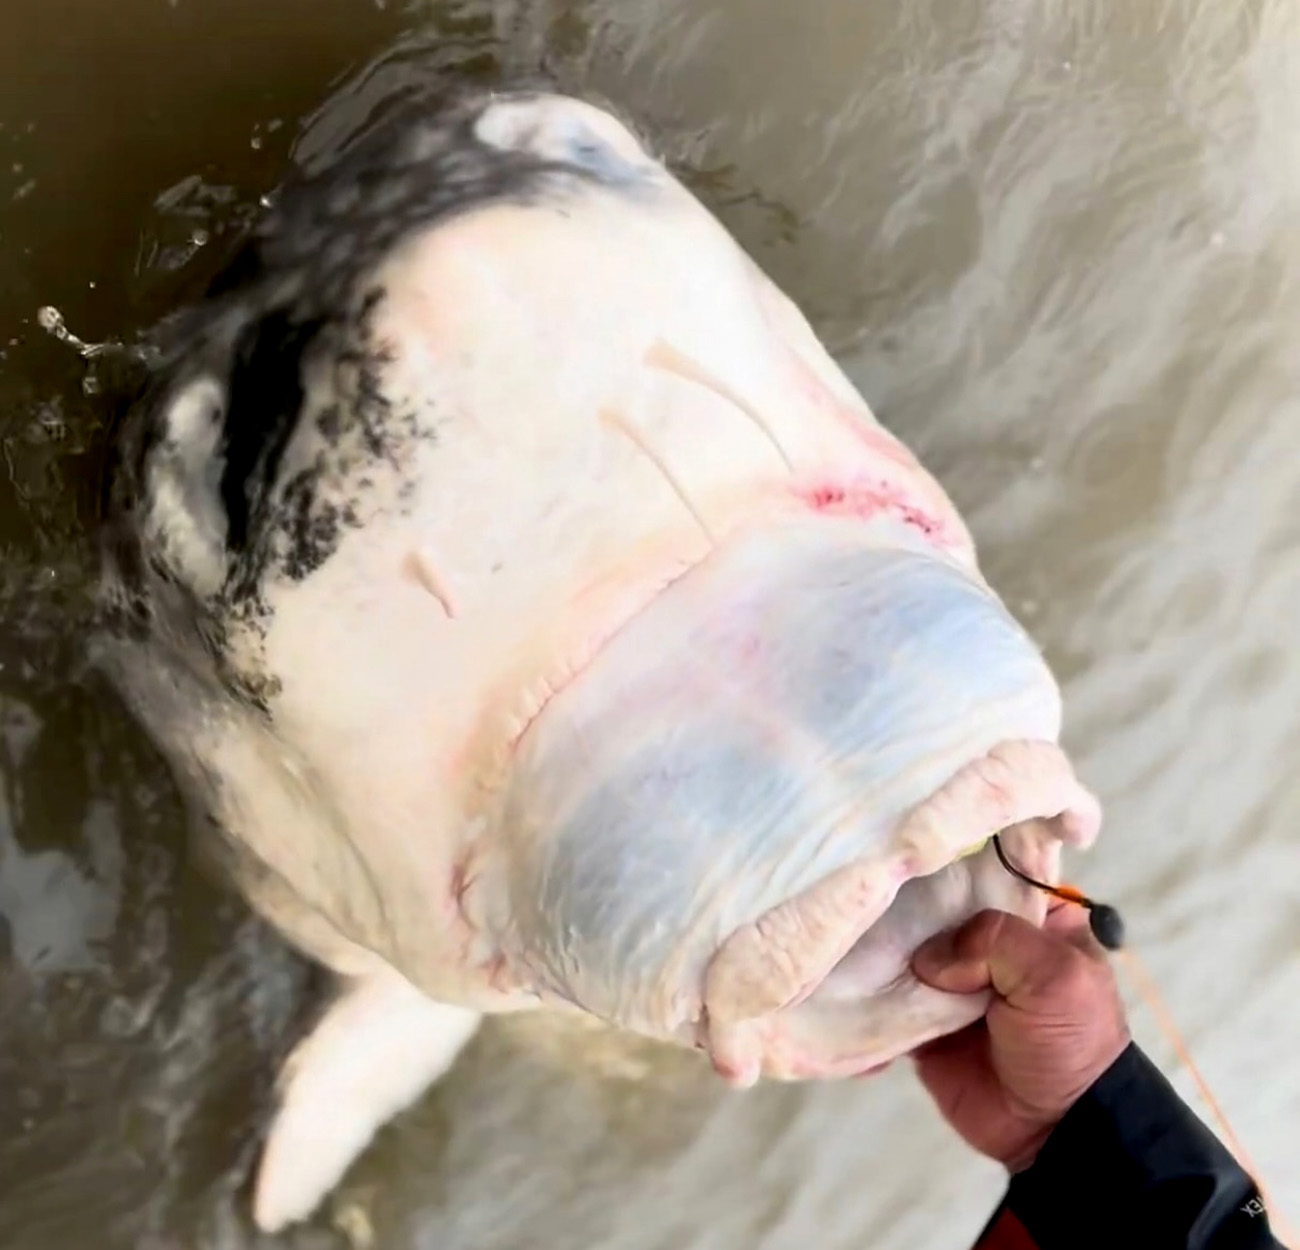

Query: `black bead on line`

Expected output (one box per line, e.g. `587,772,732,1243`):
990,834,1126,952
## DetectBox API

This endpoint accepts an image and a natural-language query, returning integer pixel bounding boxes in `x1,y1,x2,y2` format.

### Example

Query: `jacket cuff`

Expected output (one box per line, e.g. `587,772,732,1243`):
1004,1042,1260,1249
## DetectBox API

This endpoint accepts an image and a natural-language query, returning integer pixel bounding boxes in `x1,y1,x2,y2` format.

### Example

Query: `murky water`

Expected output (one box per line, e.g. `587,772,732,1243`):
2,1,1297,1247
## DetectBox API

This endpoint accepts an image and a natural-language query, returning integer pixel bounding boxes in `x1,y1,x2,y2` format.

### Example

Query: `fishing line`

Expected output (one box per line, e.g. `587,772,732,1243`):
991,834,1124,950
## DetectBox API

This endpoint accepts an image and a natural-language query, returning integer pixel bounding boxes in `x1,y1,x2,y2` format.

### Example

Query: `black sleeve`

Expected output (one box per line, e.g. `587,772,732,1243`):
990,1041,1284,1250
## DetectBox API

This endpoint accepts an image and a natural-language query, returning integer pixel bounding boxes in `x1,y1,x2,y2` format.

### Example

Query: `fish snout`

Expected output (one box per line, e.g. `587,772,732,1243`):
493,518,1097,1069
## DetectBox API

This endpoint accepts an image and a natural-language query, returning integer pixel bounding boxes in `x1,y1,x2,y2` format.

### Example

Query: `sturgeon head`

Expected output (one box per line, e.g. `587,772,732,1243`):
100,86,1101,1089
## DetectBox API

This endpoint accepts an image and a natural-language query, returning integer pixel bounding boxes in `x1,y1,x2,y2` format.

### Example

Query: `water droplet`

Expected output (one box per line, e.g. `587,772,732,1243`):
250,135,263,151
190,227,209,247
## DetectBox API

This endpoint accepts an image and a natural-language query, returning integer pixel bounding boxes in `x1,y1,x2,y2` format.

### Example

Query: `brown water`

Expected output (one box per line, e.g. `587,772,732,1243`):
2,2,1297,1247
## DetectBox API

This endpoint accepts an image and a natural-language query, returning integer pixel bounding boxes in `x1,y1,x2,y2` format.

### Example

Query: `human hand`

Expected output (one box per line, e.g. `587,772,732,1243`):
909,900,1131,1172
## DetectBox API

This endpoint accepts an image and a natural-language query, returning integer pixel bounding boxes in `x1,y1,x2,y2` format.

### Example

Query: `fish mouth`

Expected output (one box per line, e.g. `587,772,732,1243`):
701,740,1100,1086
497,513,1098,1066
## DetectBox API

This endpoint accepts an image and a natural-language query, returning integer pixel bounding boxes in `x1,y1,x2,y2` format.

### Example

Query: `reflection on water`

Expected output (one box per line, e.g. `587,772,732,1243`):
1,1,1297,1247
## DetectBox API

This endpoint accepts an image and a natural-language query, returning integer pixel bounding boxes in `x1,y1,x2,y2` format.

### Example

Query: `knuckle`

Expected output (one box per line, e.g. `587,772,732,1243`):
958,907,1008,958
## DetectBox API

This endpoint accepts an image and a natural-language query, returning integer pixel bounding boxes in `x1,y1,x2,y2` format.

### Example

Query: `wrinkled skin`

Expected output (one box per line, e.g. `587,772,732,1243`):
96,85,1101,1233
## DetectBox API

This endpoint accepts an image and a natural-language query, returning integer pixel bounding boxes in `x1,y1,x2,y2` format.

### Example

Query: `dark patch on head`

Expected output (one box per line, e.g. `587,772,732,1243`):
278,460,350,584
315,404,342,445
219,311,327,553
100,78,664,714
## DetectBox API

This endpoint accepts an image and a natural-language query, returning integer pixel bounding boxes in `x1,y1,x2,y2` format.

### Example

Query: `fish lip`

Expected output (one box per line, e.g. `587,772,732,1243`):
699,739,1101,1083
851,1060,894,1079
493,505,970,1007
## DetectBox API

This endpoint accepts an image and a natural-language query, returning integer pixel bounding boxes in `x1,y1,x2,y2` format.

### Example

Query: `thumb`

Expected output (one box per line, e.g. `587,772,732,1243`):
912,909,1073,1002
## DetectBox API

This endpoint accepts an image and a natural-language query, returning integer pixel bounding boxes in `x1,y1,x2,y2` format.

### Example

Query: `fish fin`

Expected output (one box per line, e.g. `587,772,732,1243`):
251,972,481,1233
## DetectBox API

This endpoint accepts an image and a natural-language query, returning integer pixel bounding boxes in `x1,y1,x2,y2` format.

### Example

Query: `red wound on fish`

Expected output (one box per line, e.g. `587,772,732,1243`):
799,481,945,540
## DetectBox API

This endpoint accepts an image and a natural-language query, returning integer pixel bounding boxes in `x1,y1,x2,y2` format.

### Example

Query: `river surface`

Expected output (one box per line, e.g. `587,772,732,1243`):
1,2,1297,1247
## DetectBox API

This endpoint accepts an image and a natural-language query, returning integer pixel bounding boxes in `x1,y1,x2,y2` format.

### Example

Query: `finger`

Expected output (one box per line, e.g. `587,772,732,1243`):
1043,898,1120,963
911,909,1076,1001
1043,898,1091,938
